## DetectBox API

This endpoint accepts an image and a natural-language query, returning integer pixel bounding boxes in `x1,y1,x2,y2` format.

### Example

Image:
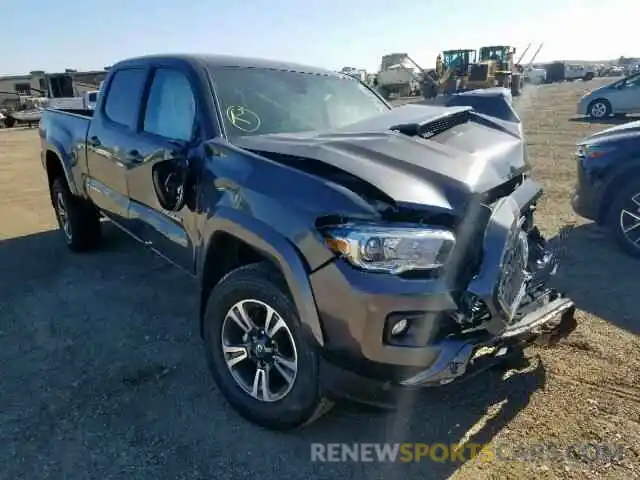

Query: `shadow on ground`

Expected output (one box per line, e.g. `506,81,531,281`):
0,227,546,479
568,116,635,126
548,222,639,335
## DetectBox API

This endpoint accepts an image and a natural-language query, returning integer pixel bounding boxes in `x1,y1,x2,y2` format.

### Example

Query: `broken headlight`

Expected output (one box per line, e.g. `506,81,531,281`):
323,223,456,274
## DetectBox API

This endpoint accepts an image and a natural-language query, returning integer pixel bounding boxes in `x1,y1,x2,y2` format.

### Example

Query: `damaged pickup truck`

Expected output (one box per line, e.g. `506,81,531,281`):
39,54,577,430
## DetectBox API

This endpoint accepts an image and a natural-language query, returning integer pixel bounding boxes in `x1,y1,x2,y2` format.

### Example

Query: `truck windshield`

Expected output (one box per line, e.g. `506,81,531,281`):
207,66,390,137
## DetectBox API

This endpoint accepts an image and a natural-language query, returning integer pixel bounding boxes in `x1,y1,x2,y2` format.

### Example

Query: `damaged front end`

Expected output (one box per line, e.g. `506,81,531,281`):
399,178,577,388
233,101,576,392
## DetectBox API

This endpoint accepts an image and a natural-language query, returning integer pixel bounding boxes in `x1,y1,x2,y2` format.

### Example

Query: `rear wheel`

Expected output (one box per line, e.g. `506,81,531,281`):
202,262,333,430
51,177,101,252
608,179,640,258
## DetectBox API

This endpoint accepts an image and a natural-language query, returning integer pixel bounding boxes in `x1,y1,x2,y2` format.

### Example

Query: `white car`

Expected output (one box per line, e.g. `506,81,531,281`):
565,64,595,81
577,71,640,119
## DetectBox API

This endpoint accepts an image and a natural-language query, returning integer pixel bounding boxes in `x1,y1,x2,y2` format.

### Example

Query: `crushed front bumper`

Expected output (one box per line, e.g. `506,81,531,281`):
318,294,576,406
395,180,578,388
399,293,576,387
315,178,577,405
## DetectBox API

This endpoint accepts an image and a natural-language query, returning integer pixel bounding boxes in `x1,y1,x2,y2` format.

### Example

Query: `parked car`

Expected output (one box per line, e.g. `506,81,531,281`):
577,71,640,119
544,61,595,84
564,64,595,82
572,120,640,257
39,54,577,430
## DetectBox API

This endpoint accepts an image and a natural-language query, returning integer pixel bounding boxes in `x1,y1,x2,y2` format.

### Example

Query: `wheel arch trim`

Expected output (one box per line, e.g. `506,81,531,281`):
598,161,640,222
198,207,325,347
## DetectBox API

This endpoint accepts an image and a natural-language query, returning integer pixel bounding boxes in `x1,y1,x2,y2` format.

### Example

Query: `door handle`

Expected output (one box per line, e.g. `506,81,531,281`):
88,136,101,148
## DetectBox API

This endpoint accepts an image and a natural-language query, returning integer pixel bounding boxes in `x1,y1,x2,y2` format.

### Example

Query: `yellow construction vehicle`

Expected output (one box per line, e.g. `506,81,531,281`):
467,45,523,96
441,49,476,90
423,49,476,98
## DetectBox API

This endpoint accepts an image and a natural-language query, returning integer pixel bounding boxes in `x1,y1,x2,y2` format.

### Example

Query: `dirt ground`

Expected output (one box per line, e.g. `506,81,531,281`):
0,80,638,480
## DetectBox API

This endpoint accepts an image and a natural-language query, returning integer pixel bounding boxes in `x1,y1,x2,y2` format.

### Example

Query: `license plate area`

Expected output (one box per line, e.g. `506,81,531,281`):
497,220,530,322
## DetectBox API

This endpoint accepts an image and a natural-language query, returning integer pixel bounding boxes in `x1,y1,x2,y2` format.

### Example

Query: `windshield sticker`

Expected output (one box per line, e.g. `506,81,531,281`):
226,106,261,133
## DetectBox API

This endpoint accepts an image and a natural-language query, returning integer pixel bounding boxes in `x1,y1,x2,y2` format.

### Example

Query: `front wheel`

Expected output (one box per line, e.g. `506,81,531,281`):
588,99,611,119
608,180,640,259
202,262,333,430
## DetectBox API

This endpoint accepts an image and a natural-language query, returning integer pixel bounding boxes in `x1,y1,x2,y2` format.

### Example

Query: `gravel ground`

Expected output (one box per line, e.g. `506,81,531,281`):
0,80,638,480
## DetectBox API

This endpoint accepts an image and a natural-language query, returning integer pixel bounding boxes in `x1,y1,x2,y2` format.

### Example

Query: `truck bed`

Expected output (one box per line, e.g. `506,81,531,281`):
39,108,93,189
48,108,94,118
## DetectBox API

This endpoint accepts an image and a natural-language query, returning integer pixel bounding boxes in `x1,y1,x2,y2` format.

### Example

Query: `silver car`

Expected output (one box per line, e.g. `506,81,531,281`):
577,72,640,119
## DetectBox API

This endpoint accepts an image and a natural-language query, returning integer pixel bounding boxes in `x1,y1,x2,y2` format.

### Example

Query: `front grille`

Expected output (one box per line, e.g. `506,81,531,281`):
496,220,530,322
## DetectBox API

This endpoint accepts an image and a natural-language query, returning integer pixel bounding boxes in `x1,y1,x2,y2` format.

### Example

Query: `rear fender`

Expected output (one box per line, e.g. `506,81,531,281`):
45,142,80,196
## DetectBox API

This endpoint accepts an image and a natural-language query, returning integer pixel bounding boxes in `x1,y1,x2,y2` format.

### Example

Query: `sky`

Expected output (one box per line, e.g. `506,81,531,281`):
0,0,635,76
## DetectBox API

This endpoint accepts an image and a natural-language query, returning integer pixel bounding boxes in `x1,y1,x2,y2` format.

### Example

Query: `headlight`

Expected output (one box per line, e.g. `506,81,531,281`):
579,144,616,159
322,223,456,274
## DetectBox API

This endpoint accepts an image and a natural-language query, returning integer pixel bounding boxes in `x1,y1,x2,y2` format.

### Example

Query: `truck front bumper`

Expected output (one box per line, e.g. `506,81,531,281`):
398,293,576,387
311,179,578,404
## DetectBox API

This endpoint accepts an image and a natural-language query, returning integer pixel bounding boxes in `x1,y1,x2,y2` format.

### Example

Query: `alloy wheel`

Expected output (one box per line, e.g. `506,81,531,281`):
221,299,298,402
591,102,607,118
619,192,640,249
56,192,72,241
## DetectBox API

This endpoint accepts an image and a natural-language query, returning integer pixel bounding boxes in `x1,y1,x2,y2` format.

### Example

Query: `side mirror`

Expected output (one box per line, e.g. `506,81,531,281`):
152,157,189,211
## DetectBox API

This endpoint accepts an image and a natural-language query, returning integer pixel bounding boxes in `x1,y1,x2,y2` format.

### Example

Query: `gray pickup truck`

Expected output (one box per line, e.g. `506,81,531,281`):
39,54,576,430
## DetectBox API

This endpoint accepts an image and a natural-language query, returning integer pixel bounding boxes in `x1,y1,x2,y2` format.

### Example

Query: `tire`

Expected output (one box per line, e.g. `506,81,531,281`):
607,179,640,259
202,262,333,430
588,99,611,119
51,177,101,252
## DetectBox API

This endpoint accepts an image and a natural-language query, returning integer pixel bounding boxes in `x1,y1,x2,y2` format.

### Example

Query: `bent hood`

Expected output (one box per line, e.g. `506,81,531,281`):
233,104,528,213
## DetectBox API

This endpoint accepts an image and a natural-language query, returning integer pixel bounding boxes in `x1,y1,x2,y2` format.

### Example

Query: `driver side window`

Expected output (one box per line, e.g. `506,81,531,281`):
143,68,196,141
624,75,640,88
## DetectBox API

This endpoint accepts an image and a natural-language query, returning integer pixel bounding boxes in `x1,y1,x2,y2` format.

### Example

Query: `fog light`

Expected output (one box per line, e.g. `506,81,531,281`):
390,318,410,336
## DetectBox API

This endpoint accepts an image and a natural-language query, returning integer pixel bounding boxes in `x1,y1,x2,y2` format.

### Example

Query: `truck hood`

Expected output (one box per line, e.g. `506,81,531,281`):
233,104,528,213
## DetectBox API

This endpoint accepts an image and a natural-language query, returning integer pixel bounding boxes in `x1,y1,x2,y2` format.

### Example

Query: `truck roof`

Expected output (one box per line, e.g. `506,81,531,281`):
113,53,343,78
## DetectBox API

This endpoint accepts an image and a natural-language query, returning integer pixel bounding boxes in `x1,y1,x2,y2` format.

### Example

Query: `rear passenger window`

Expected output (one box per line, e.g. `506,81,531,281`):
143,69,196,141
103,69,147,129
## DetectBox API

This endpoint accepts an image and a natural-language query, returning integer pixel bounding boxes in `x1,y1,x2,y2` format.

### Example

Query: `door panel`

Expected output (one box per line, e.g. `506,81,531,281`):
85,68,148,223
606,88,626,112
624,77,640,111
125,67,199,273
610,74,640,112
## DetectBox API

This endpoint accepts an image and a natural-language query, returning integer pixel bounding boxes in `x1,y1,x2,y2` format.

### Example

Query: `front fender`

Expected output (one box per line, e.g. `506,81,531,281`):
598,157,640,222
199,207,325,347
